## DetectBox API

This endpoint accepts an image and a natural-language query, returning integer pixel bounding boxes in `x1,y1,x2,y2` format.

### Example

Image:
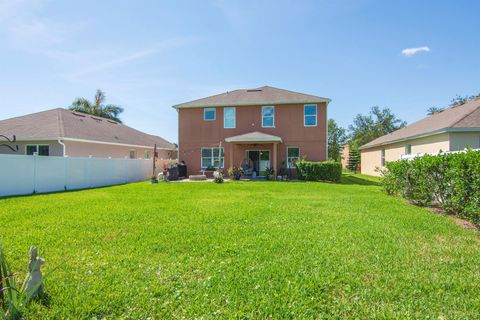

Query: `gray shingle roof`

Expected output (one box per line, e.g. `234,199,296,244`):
173,86,331,108
0,108,176,149
360,98,480,149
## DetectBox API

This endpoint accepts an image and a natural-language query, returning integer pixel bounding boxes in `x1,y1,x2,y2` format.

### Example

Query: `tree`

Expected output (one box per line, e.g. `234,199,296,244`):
347,147,360,173
427,107,444,115
327,119,347,162
69,89,124,123
349,106,407,147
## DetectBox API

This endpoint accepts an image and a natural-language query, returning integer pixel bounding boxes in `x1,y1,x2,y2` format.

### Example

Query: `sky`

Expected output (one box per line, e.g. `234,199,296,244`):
1,0,479,143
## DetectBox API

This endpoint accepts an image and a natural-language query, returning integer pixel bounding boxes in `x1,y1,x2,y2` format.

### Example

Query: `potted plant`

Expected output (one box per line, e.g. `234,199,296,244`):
213,169,224,183
149,175,158,184
264,167,275,180
227,166,244,180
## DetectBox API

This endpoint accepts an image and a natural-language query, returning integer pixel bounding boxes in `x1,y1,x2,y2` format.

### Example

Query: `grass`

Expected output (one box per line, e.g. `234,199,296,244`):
1,175,479,318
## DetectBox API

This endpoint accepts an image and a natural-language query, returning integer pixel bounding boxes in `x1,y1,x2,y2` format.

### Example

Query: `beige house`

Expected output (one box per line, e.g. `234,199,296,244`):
0,108,177,160
360,98,480,176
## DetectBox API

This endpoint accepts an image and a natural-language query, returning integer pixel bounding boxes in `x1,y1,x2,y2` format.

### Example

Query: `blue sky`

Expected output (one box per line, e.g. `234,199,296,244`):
1,0,479,143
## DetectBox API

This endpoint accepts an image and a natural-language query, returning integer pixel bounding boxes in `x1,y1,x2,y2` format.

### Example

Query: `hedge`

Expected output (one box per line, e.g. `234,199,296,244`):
382,150,480,224
295,160,342,182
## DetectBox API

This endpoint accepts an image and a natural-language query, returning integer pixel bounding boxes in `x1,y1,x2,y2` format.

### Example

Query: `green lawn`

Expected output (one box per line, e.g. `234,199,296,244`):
1,176,479,318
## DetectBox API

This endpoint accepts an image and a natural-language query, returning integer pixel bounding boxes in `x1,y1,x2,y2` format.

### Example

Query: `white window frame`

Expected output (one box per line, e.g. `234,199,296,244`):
405,144,412,155
201,147,225,169
262,106,275,128
286,147,300,169
25,144,50,156
304,104,317,127
224,107,236,129
204,108,216,121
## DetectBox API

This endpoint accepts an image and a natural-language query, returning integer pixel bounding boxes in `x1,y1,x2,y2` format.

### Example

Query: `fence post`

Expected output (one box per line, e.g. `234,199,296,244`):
33,154,37,194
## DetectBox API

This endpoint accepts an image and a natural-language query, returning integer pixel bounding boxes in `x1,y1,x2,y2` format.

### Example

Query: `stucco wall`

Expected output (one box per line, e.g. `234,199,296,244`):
178,103,327,176
449,132,480,151
0,140,64,156
360,133,451,176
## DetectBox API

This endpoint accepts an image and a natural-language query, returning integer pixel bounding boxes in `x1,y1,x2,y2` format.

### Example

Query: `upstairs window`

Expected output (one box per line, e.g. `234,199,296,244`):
262,106,275,128
26,144,49,156
201,147,224,168
287,147,300,168
204,108,216,121
304,104,317,126
224,107,236,128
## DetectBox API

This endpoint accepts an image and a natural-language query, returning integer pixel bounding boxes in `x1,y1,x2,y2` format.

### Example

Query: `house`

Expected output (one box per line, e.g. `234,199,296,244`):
173,86,331,177
0,108,177,160
360,97,480,176
340,144,350,169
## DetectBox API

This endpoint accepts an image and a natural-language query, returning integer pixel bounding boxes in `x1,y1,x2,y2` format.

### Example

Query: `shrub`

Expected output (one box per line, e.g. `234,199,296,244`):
213,170,224,183
295,160,342,182
382,150,480,224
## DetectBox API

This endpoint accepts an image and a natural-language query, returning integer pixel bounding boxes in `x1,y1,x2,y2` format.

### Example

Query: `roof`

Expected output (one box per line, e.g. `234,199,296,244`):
173,86,331,109
225,131,282,143
360,98,480,150
0,108,176,150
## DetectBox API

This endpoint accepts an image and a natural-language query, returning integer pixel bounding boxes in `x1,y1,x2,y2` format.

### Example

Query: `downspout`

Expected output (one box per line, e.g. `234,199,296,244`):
58,139,66,157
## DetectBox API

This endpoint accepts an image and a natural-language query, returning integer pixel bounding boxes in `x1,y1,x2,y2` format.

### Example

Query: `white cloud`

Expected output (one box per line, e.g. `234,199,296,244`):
401,46,431,57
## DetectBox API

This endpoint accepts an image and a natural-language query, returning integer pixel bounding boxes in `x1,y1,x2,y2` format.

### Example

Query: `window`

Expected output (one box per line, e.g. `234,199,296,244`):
262,106,275,127
129,150,136,159
26,144,49,156
224,107,236,128
201,147,224,168
204,108,216,121
405,144,412,155
381,149,385,167
144,150,151,159
304,104,317,126
287,147,300,168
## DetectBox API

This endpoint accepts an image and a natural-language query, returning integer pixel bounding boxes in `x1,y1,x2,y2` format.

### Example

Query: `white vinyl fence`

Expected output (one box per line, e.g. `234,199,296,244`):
400,148,480,161
0,154,152,197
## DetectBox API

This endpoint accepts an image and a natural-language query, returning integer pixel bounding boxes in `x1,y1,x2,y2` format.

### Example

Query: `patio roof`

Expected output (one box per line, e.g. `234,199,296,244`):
225,131,282,143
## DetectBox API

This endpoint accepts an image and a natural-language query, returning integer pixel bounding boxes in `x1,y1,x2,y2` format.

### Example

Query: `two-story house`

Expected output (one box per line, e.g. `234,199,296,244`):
174,86,331,177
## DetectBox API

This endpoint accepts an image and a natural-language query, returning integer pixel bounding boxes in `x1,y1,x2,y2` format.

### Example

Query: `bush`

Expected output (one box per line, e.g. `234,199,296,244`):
295,160,342,182
382,150,480,224
213,170,224,183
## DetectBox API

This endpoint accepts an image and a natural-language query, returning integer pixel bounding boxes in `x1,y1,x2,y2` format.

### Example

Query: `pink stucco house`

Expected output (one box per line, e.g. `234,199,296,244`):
174,86,331,177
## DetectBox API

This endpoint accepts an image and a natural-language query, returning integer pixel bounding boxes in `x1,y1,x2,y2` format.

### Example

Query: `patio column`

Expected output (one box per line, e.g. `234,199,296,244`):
229,143,234,169
272,142,278,175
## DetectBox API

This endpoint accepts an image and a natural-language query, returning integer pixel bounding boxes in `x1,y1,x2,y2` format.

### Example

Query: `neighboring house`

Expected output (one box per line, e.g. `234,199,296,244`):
0,108,177,160
360,98,480,176
174,86,331,177
340,144,350,169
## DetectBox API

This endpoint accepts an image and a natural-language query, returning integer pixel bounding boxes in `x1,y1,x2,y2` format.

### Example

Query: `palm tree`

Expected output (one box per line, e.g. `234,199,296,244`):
69,90,124,123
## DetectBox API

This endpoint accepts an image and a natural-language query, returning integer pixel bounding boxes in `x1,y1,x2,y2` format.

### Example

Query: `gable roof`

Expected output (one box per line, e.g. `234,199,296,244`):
0,108,176,150
225,131,282,143
360,98,480,150
173,86,331,109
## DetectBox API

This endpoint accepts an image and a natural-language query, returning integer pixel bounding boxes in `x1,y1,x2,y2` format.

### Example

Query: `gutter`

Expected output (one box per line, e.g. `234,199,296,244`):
172,99,331,109
57,139,66,157
359,127,480,150
13,136,177,151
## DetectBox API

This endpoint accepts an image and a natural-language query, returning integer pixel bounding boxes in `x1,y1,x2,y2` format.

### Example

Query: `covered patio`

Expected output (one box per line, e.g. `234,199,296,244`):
225,131,282,177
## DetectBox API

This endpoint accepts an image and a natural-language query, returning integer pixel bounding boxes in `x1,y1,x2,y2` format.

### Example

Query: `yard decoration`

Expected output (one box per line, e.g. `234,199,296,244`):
213,169,224,183
24,246,45,299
